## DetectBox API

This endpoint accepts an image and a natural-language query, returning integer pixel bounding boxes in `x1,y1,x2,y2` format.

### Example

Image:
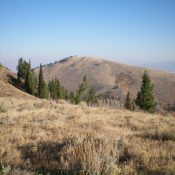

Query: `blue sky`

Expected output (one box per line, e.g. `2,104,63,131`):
0,0,175,71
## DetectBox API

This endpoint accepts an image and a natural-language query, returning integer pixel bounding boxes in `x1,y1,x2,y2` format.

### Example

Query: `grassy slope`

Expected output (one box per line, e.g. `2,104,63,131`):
34,56,175,108
0,97,175,174
0,80,35,99
0,65,35,99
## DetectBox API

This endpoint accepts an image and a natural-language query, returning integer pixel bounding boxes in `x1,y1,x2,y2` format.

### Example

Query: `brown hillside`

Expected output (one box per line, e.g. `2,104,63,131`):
0,65,16,83
0,65,35,99
34,56,175,109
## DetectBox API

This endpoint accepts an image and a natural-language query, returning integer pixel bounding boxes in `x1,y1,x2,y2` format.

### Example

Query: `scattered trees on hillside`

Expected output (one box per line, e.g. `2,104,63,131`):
16,58,97,105
16,58,159,111
76,76,98,105
17,58,37,95
135,71,157,113
48,78,61,99
15,58,157,111
48,78,68,100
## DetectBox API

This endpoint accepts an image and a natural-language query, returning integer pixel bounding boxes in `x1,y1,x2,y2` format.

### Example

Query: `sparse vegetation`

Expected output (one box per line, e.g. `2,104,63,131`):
0,97,174,174
76,75,98,105
16,58,37,96
15,58,98,106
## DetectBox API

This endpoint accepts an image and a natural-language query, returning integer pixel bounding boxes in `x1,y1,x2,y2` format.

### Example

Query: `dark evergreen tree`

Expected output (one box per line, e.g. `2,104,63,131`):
132,100,135,111
48,78,70,100
16,58,30,82
125,91,132,110
21,60,37,96
31,69,38,96
54,78,61,98
38,64,49,99
87,87,98,106
64,90,69,100
48,79,58,99
70,91,75,104
135,71,157,113
78,75,89,103
25,64,34,95
74,93,80,104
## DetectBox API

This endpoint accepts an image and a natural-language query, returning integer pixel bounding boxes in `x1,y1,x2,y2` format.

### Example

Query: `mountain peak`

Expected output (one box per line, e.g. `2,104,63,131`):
59,55,103,62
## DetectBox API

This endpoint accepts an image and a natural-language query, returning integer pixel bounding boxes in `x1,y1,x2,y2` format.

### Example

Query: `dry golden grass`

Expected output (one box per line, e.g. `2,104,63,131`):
0,97,175,175
0,81,35,99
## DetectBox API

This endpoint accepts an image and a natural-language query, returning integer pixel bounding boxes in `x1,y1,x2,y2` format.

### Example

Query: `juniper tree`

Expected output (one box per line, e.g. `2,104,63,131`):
78,75,89,103
125,91,132,110
23,60,37,96
74,93,80,104
48,78,60,99
87,87,98,106
17,58,30,83
135,71,157,113
64,90,69,100
38,64,49,99
25,65,34,95
70,91,75,104
31,69,38,96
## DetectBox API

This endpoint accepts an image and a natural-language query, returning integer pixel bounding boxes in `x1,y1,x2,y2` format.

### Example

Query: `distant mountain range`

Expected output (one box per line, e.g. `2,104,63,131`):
34,56,175,109
142,61,175,73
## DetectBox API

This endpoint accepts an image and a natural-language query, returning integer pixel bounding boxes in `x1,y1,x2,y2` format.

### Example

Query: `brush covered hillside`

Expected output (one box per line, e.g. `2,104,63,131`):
0,97,175,174
0,65,35,99
34,56,175,110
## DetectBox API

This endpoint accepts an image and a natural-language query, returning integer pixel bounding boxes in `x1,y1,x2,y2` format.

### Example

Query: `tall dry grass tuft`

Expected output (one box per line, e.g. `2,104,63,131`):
19,137,123,174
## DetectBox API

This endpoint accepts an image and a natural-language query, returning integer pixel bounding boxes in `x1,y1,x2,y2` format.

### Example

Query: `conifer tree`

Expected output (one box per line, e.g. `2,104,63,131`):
78,75,89,103
24,60,37,96
17,58,30,82
87,87,98,106
48,79,58,99
125,91,132,110
75,93,80,104
64,90,69,100
132,100,135,111
54,78,61,98
25,64,34,95
31,69,38,96
135,71,157,113
70,91,75,104
38,64,49,99
48,78,69,100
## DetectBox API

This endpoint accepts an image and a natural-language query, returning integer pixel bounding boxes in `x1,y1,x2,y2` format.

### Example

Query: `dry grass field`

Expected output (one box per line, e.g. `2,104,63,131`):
0,97,175,175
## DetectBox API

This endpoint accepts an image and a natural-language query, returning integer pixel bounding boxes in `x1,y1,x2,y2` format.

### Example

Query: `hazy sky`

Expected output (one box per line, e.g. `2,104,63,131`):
0,0,175,71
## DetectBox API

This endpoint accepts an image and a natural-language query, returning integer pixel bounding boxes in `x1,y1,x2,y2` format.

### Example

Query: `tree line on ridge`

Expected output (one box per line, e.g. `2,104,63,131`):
16,58,156,113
